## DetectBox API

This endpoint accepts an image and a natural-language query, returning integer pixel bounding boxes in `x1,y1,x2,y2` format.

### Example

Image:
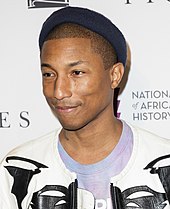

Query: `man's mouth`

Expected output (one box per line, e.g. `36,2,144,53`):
54,105,78,113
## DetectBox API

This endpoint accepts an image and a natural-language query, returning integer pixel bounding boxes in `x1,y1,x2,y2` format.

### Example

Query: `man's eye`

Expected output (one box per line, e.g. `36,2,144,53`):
72,70,84,76
43,72,54,77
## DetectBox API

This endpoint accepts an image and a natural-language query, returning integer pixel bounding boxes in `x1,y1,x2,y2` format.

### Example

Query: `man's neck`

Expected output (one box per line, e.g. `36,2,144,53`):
59,110,123,164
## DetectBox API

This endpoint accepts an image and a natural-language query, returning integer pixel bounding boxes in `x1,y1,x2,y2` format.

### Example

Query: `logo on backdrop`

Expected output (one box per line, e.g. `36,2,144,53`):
28,0,69,9
0,111,30,128
125,0,155,4
131,90,170,121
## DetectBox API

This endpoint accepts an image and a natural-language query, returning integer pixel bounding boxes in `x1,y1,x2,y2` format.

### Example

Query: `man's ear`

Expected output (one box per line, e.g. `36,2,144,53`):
109,63,124,89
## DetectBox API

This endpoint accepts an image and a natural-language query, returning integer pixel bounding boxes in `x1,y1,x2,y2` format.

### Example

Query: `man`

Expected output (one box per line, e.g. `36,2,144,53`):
1,6,170,209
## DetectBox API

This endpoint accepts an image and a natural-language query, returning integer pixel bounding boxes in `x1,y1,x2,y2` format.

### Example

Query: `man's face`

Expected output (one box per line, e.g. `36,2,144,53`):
41,38,114,131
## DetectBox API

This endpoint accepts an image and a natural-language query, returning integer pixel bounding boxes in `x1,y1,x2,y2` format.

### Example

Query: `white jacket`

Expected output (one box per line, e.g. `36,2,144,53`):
1,124,170,209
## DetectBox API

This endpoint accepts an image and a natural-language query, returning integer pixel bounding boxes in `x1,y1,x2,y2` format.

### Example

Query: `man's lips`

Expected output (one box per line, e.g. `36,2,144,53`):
54,105,79,113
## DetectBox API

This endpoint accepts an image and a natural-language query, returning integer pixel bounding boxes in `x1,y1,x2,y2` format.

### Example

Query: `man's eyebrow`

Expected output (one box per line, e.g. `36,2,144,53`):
41,60,88,70
41,63,52,69
68,60,88,67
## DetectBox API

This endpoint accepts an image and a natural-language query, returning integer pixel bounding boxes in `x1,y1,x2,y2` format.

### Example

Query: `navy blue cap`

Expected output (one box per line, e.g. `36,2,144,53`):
39,6,127,67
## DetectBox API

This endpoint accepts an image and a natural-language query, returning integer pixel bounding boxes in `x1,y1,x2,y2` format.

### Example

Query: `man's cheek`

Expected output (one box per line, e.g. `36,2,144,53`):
76,82,97,96
43,84,54,98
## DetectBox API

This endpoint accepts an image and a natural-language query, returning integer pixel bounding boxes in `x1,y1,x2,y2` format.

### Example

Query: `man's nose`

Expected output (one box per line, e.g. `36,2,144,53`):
54,76,72,100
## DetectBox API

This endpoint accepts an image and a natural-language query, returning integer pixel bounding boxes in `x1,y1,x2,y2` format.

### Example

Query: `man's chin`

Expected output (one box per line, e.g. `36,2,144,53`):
51,114,80,131
61,124,83,132
50,108,88,131
59,120,89,132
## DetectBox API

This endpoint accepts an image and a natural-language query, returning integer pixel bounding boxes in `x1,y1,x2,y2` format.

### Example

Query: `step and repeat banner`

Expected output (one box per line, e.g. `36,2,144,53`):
0,0,170,160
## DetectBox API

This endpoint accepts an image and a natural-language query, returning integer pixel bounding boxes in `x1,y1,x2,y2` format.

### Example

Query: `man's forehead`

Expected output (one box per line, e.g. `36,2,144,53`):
41,38,92,54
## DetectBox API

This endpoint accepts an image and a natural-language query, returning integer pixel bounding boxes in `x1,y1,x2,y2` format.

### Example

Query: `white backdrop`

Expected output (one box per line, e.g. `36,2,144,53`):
1,0,170,160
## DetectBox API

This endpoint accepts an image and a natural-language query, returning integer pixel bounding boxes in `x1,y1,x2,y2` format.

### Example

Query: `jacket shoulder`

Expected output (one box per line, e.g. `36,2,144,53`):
130,124,170,154
1,129,60,163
